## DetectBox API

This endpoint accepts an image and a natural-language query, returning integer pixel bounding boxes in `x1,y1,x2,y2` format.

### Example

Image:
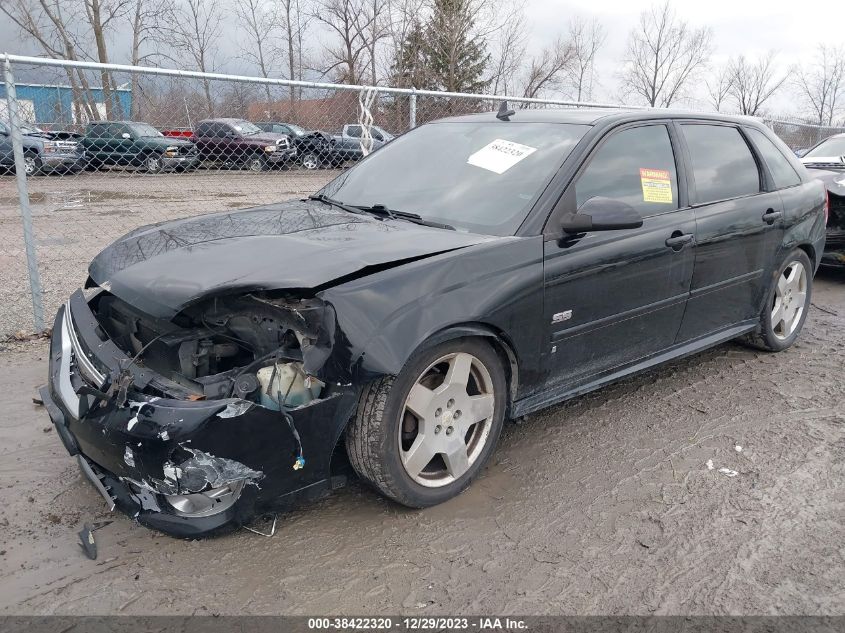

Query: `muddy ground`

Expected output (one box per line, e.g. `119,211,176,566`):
0,270,843,616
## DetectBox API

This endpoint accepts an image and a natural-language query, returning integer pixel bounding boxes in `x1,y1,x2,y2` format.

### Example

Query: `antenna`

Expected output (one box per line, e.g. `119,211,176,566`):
496,100,515,121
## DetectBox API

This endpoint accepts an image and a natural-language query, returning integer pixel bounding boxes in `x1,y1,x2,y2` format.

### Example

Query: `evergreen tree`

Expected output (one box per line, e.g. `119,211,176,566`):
423,0,490,93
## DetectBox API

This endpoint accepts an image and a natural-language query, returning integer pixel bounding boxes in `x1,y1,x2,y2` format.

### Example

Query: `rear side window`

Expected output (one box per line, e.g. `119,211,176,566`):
745,127,801,189
682,124,760,203
575,124,679,216
346,125,362,138
195,123,210,136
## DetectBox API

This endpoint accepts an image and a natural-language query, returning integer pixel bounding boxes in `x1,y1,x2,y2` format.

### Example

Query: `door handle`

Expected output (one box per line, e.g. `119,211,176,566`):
665,232,695,251
762,208,783,224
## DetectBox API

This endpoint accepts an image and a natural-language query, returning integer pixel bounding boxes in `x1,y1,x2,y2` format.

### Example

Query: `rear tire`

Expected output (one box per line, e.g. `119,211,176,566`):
300,151,320,170
743,249,813,352
346,337,506,508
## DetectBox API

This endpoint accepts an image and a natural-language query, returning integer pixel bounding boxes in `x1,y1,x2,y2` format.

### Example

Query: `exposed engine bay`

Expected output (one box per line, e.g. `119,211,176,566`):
92,291,335,409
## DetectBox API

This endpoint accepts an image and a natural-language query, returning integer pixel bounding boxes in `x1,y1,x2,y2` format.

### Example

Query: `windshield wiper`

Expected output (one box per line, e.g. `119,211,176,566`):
308,194,365,216
352,204,455,231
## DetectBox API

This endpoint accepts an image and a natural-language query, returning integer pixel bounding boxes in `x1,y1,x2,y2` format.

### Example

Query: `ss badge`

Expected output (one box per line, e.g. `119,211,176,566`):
552,310,573,324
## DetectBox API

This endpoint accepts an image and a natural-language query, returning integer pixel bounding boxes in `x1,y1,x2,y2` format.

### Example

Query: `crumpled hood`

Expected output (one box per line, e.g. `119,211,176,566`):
88,200,495,318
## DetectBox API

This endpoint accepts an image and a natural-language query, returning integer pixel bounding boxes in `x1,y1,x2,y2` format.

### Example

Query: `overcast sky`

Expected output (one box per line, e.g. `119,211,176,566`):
0,0,839,116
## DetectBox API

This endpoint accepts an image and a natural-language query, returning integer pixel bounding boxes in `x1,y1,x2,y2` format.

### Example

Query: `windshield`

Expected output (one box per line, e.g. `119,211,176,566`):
232,120,262,135
130,123,163,138
318,121,588,236
805,136,845,159
286,123,306,135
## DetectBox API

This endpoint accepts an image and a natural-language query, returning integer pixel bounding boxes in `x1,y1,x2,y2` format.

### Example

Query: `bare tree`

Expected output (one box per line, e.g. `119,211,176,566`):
234,0,278,103
84,0,133,118
487,6,526,95
520,37,576,100
313,0,369,84
128,0,172,119
158,0,223,116
619,1,712,107
355,0,391,84
793,45,845,126
727,52,788,116
564,16,605,102
278,0,312,104
705,62,733,112
1,0,102,121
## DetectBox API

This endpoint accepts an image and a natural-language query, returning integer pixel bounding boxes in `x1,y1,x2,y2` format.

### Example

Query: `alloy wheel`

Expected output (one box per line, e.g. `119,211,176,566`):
146,156,161,172
398,352,496,487
771,260,808,340
23,155,37,175
302,153,319,170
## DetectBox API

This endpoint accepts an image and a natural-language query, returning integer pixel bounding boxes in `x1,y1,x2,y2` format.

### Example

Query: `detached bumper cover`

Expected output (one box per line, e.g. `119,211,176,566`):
42,292,358,537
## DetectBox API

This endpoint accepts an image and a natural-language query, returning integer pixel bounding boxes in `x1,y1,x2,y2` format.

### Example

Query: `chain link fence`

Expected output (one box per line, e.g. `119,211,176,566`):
1,54,844,339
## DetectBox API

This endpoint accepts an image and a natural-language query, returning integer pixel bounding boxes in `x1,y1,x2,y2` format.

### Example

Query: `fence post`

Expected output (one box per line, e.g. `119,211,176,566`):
409,89,417,130
3,56,45,332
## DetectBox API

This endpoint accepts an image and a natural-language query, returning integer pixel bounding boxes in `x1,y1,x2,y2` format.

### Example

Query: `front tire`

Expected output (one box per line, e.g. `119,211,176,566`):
744,249,813,352
23,153,42,176
246,155,267,172
346,338,506,508
144,153,164,173
300,151,320,170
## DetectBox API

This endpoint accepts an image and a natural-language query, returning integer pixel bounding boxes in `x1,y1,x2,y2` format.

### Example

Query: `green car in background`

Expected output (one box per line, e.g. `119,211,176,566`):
81,121,199,173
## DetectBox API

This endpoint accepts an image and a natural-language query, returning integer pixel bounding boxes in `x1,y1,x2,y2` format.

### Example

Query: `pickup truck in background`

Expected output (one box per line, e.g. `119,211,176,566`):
192,119,297,171
331,124,394,162
0,120,85,175
81,121,199,172
254,121,339,170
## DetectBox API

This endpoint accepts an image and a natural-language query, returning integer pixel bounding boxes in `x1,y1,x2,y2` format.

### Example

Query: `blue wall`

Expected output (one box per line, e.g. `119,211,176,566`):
0,83,132,125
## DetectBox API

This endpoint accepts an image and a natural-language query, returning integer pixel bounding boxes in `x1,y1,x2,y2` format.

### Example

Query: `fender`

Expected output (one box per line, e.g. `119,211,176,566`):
319,235,546,400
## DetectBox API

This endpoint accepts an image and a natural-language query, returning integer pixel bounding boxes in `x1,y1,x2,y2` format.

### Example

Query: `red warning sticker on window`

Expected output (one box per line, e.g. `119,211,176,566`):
640,168,673,204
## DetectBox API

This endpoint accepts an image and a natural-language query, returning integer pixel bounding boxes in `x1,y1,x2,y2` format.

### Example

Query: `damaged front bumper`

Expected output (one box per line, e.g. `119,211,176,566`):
42,291,359,537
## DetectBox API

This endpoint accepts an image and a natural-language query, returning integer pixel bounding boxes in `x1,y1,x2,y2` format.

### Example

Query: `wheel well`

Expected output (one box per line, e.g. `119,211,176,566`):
796,243,816,268
422,324,520,414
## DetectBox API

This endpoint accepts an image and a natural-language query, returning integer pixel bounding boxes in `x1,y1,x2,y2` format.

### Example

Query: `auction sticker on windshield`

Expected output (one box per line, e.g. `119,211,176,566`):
467,139,537,174
639,168,673,204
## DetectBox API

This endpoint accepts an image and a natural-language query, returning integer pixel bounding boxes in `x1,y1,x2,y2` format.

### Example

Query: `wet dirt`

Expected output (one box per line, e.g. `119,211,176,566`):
0,271,843,615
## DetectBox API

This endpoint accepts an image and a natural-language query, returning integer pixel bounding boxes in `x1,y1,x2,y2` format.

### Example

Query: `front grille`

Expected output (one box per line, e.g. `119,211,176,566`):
64,303,107,388
829,193,845,229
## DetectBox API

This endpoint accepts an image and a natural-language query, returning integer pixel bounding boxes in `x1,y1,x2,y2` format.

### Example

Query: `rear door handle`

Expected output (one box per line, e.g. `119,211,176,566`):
665,232,695,250
762,208,783,224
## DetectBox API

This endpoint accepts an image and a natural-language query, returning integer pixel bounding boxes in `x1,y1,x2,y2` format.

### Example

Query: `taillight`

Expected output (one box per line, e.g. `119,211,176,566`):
824,190,830,225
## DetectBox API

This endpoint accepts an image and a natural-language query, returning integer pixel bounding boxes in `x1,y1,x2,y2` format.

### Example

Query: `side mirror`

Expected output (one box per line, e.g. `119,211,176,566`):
121,132,131,140
561,197,643,234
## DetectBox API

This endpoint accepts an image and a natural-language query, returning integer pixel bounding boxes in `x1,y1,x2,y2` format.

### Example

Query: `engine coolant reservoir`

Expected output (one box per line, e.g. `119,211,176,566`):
256,363,323,409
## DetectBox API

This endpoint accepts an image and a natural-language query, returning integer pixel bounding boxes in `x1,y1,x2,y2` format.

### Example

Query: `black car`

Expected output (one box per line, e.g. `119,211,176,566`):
40,108,826,537
254,122,339,170
81,121,199,172
800,133,845,266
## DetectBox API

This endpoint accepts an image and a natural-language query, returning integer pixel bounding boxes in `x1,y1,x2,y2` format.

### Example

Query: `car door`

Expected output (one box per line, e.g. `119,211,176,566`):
542,122,696,389
674,122,783,342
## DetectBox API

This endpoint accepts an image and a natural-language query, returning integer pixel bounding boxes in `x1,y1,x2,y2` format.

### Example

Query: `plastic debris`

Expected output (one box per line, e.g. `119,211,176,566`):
293,455,306,471
735,445,743,452
77,523,97,560
706,459,714,470
718,467,739,477
243,514,277,537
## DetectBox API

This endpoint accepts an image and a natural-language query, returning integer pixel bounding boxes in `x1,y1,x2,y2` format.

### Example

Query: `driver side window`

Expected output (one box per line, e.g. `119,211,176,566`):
575,125,679,217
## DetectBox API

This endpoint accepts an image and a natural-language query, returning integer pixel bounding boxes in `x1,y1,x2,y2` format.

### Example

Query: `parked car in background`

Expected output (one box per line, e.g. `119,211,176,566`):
193,119,297,171
254,122,339,170
20,123,83,143
161,128,195,139
40,108,825,537
81,121,199,173
332,123,394,161
801,132,845,266
0,120,84,175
